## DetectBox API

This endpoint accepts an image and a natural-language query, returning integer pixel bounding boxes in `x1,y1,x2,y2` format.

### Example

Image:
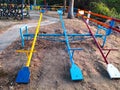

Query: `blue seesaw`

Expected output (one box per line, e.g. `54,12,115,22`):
19,25,111,48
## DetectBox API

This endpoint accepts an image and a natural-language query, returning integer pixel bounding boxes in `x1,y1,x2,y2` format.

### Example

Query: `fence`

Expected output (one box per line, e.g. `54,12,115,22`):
77,9,120,33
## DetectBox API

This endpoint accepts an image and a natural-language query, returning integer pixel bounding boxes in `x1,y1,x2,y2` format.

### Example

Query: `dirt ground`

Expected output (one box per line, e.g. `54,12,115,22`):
0,11,120,90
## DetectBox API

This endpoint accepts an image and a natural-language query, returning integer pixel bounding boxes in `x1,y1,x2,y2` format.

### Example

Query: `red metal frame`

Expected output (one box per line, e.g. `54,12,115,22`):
44,0,47,10
83,16,120,33
84,10,120,23
82,16,109,64
81,15,120,64
102,49,119,58
77,10,120,33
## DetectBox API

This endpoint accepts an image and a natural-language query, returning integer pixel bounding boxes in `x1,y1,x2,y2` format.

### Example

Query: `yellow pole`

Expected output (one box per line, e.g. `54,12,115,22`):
26,13,43,67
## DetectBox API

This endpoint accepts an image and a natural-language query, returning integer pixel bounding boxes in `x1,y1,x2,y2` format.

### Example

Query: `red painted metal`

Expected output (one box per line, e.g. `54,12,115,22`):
84,10,120,23
77,10,120,33
83,16,120,33
82,15,109,64
105,50,111,58
112,27,120,33
102,49,119,58
44,0,47,10
85,11,112,20
102,49,119,51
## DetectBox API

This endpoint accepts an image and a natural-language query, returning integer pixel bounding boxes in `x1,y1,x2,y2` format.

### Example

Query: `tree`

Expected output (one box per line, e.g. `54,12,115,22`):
34,0,36,5
67,0,74,19
63,0,66,15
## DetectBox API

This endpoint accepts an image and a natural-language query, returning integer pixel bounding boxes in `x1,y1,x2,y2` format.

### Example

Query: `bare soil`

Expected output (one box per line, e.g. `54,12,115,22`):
0,11,120,90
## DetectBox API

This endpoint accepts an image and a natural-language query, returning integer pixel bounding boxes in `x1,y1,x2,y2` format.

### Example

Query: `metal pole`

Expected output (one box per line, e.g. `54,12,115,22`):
59,12,74,64
82,16,109,64
86,11,91,24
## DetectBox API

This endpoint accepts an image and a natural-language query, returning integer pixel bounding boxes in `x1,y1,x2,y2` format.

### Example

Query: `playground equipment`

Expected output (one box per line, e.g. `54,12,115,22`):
30,4,68,12
0,0,29,19
16,11,43,83
77,10,120,33
30,0,68,12
77,10,120,78
18,10,118,82
17,9,120,83
20,30,105,47
81,16,120,79
57,10,83,80
77,9,120,47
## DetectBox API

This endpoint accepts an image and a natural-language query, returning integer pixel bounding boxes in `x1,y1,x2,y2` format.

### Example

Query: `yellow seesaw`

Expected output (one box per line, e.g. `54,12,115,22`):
16,12,43,83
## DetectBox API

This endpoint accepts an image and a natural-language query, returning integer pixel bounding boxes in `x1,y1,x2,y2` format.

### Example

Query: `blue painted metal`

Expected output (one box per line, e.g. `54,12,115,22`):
19,25,28,47
108,20,115,35
20,32,103,47
30,5,33,10
16,67,30,83
25,25,29,40
19,24,104,48
96,25,108,35
23,33,103,37
70,48,83,58
40,9,46,13
96,25,112,47
96,20,115,47
101,20,115,47
70,64,83,80
20,28,25,47
102,36,107,47
58,10,84,80
58,10,74,64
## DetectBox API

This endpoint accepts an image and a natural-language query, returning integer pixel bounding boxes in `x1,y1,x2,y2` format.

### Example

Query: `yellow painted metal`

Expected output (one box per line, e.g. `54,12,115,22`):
16,50,36,53
16,50,37,58
25,13,43,67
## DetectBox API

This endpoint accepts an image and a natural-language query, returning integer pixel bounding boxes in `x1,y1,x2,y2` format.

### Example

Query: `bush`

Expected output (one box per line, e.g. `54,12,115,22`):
90,2,120,19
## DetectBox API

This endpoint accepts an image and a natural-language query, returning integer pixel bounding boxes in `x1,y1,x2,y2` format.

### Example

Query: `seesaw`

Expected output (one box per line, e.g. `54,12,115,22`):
16,10,120,83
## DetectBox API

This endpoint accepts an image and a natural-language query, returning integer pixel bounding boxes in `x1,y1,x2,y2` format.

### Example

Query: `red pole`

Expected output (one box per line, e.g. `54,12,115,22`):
44,0,47,10
84,10,120,23
83,16,120,33
82,16,109,64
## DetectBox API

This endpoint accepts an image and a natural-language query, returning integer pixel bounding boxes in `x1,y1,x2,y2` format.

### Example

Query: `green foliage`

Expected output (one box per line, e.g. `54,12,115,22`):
47,0,63,5
90,2,120,19
76,0,120,19
101,0,120,13
36,0,43,4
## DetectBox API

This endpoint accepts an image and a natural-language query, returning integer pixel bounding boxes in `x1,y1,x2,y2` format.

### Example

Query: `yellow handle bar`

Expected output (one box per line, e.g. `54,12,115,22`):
26,13,43,67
